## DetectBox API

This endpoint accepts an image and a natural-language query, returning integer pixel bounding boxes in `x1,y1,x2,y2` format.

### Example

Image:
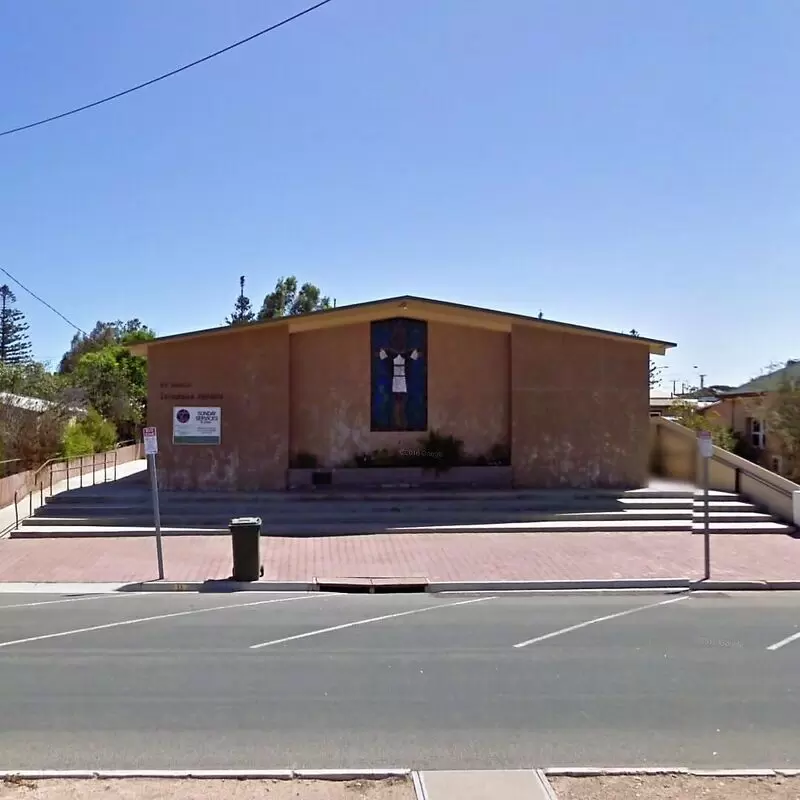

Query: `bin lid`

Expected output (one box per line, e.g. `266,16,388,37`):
230,516,262,526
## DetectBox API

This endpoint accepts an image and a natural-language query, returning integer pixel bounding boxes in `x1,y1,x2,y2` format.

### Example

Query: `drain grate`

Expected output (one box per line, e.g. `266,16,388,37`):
315,576,429,594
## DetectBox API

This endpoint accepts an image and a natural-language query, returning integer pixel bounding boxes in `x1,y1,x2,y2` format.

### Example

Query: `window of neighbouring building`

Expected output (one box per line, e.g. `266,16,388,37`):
746,416,766,449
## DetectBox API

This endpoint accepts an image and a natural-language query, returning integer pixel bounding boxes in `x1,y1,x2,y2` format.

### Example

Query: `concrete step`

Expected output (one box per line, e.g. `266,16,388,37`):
691,511,774,523
23,509,698,527
37,499,639,516
13,517,795,538
12,521,691,537
621,498,755,512
41,487,701,505
691,521,795,534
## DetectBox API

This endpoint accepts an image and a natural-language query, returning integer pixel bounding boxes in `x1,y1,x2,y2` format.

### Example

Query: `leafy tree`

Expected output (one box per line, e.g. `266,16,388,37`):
0,361,66,402
0,395,70,468
649,361,662,389
742,364,800,481
629,329,663,389
667,399,735,451
226,276,256,326
0,285,32,364
59,319,155,374
62,409,118,457
257,276,331,320
72,345,146,440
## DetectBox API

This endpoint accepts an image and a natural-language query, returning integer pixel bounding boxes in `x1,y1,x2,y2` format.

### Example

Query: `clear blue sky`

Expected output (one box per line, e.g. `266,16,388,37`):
2,0,798,389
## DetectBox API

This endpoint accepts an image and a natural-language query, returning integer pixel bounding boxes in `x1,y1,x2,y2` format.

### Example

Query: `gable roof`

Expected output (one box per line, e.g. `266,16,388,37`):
721,360,800,396
127,295,676,357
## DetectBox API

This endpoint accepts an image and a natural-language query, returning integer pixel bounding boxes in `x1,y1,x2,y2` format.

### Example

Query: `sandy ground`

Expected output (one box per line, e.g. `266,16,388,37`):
550,775,800,800
0,777,414,800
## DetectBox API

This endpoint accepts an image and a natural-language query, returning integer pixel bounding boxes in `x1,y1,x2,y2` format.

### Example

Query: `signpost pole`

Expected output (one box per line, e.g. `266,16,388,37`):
703,452,710,581
698,431,713,582
143,428,164,581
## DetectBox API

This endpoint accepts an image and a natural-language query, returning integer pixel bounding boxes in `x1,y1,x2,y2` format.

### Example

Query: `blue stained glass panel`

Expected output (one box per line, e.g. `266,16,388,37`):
370,318,428,432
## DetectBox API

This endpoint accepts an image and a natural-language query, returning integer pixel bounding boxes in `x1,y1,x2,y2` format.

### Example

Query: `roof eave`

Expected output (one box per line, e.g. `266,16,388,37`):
126,295,676,357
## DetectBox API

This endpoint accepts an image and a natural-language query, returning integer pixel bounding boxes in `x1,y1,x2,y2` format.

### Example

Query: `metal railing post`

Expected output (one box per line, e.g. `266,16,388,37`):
66,462,70,491
14,491,18,530
80,456,84,488
50,466,53,495
114,452,118,482
104,452,108,483
29,488,33,516
39,481,43,506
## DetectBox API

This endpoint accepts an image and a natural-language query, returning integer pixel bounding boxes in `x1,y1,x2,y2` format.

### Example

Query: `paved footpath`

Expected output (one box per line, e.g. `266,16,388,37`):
0,527,798,584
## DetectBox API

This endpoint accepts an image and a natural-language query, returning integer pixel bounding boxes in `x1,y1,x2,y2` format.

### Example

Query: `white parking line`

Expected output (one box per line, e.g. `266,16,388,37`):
513,595,688,648
0,593,136,611
0,593,329,650
766,629,800,652
250,595,496,649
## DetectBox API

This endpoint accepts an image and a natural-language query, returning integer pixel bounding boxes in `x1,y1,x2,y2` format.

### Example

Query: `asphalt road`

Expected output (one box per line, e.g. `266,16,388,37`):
1,589,799,770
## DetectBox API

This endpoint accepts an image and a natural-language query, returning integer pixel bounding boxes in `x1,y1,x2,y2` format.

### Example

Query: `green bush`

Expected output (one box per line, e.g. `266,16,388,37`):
667,400,735,451
62,426,95,458
62,409,118,457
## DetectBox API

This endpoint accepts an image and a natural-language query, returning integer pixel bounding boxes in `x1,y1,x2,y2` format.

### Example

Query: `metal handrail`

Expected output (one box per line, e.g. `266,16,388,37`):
709,452,795,498
31,453,71,486
11,445,134,531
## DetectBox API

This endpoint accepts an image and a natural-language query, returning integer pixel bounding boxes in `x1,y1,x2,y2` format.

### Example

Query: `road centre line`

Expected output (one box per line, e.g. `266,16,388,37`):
513,594,689,648
0,593,137,611
250,595,496,649
766,629,800,652
0,593,329,650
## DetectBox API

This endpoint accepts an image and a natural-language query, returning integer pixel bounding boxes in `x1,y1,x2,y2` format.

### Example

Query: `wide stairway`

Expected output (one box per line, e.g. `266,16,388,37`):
12,475,796,537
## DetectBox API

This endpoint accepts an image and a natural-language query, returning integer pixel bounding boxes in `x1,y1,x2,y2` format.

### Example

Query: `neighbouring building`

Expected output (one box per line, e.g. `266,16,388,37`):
129,295,675,491
0,392,88,424
704,360,800,475
649,390,718,417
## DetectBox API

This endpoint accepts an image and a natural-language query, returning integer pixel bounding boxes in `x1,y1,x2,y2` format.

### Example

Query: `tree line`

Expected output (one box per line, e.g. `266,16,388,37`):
0,282,157,469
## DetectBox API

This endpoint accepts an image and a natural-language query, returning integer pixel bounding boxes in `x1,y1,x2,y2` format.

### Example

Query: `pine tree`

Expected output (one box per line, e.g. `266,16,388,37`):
0,285,32,364
226,276,256,326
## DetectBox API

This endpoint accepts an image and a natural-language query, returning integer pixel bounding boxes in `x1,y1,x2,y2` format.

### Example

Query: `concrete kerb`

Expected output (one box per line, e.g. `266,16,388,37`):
0,769,410,780
542,768,800,777
6,577,800,594
116,580,319,593
426,579,691,593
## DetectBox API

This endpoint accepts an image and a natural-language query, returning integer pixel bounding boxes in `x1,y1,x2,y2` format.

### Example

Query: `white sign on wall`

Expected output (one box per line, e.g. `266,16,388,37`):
173,407,221,445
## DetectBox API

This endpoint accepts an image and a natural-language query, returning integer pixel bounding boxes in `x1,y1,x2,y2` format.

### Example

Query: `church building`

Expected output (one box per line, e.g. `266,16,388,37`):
129,295,674,491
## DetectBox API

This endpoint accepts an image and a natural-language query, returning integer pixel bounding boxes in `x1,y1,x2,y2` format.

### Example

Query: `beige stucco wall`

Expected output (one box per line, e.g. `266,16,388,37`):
146,315,654,490
147,325,290,490
510,324,650,488
289,319,509,466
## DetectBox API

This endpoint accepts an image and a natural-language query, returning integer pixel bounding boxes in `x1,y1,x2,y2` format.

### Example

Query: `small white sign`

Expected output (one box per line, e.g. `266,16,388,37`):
173,406,221,445
697,430,713,458
143,426,158,456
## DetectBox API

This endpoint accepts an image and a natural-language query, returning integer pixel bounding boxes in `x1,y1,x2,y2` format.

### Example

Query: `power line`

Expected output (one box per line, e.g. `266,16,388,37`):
0,267,86,335
0,0,337,139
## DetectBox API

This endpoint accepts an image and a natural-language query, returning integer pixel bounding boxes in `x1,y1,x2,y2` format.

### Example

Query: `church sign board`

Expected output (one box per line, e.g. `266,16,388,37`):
173,406,221,445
